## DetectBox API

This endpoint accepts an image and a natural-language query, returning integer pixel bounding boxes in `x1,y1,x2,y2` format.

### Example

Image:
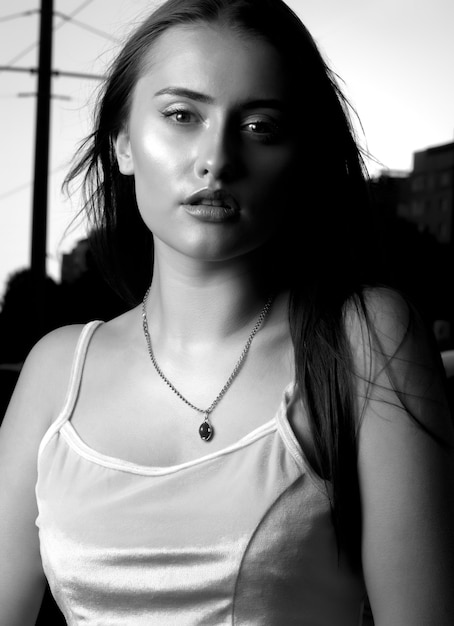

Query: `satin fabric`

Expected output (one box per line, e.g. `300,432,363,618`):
36,321,370,625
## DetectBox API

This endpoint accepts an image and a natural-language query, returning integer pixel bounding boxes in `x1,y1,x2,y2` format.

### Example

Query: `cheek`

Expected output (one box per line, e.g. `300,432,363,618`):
247,147,298,207
133,131,175,184
130,131,187,216
253,140,297,178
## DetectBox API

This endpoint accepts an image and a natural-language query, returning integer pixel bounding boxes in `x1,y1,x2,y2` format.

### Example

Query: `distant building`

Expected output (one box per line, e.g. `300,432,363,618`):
399,141,454,245
61,238,90,284
369,151,453,347
369,169,410,220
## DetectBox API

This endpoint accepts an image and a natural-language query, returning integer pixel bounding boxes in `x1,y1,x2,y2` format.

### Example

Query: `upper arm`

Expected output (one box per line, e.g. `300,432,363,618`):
352,289,454,625
0,325,82,626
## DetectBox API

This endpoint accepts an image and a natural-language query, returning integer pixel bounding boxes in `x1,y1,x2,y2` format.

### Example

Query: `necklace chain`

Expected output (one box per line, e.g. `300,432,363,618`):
141,287,273,422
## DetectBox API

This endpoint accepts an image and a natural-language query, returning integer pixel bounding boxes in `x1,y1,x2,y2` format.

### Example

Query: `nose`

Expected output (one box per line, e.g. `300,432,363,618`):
194,122,240,183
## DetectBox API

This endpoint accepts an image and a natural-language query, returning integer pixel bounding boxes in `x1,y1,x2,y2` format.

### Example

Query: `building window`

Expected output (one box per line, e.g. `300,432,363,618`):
439,222,450,242
411,176,425,191
440,197,449,212
440,171,452,187
412,200,424,216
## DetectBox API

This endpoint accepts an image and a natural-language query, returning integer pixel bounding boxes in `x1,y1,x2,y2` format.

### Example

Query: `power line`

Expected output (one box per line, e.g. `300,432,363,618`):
1,0,97,69
66,0,96,20
0,180,32,202
53,11,121,43
5,42,38,68
0,10,38,23
0,0,105,206
0,65,105,80
0,163,69,202
18,92,72,100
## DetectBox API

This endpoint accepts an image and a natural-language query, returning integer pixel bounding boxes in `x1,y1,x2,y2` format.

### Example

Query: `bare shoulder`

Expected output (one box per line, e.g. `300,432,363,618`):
346,285,452,431
352,289,454,623
344,286,422,357
361,286,428,352
1,324,86,437
21,324,86,407
344,286,447,397
79,306,142,359
23,323,86,371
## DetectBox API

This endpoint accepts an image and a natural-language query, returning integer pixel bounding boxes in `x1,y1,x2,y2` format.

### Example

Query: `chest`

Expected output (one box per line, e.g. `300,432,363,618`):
69,338,295,467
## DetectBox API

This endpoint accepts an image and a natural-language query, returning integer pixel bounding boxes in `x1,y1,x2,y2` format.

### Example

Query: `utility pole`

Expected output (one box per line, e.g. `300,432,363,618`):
31,0,54,285
0,2,106,345
1,3,103,331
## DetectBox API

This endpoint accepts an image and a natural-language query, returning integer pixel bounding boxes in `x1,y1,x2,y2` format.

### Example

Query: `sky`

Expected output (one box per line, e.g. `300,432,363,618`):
1,0,454,296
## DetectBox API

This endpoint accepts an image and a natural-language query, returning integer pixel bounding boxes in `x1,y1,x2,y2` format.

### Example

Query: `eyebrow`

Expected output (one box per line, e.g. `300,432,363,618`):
154,87,214,103
153,86,285,110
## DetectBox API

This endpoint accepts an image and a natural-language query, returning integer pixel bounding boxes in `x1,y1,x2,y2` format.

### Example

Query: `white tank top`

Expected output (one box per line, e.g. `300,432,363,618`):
35,321,371,625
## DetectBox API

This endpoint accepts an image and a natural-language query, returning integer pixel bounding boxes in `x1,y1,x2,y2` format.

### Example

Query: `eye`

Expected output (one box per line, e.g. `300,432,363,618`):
242,117,283,144
162,107,198,125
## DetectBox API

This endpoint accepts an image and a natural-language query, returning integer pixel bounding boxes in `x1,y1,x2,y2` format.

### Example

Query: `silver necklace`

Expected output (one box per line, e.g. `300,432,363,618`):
141,287,273,441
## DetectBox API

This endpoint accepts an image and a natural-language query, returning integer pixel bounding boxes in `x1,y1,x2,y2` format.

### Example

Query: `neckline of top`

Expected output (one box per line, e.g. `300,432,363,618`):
39,379,328,494
47,381,296,476
38,321,311,477
59,411,281,476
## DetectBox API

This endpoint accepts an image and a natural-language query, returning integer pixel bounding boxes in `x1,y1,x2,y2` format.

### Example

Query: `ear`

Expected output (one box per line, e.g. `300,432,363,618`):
115,129,134,175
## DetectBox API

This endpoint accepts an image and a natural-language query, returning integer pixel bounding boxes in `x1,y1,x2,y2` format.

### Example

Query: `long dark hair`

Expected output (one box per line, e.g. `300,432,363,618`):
63,0,394,569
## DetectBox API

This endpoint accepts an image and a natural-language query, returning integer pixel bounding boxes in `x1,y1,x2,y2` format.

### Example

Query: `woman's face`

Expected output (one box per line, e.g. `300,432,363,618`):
115,23,299,263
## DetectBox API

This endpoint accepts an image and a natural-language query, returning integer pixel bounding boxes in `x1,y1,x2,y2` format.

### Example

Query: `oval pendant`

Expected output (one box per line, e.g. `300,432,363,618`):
199,419,214,441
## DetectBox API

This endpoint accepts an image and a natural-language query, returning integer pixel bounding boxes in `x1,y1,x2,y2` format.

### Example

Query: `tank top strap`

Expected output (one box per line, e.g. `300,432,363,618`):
60,321,103,422
38,321,103,455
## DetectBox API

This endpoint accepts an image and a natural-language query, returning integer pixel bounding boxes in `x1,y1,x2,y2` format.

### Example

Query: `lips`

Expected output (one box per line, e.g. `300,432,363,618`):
181,189,240,222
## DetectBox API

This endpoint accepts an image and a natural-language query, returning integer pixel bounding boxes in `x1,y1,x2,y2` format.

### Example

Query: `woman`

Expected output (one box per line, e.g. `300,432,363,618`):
1,0,453,624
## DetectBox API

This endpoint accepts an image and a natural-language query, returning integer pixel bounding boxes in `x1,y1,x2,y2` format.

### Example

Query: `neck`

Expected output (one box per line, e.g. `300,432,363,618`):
143,250,276,347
